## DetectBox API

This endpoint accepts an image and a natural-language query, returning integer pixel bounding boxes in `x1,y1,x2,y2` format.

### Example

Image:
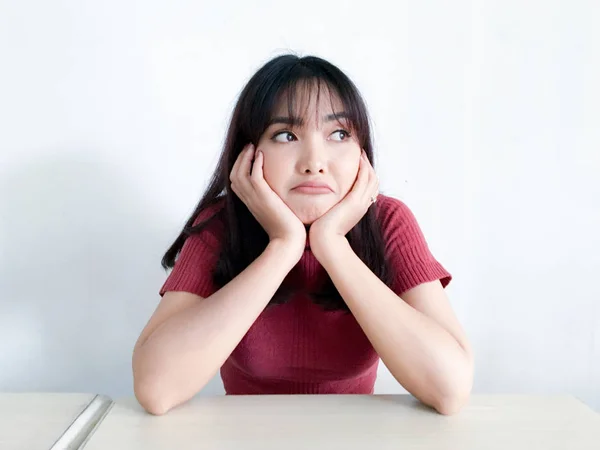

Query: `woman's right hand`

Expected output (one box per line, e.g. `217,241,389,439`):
230,143,306,258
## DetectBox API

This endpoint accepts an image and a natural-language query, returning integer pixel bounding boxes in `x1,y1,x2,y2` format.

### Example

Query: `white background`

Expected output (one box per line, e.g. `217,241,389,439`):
1,0,599,411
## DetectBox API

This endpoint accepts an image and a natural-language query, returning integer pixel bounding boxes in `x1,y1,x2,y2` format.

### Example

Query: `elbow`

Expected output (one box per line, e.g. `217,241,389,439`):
433,374,473,416
433,357,474,416
131,346,216,415
132,348,177,415
132,355,171,415
433,391,470,416
132,362,211,416
417,380,472,416
134,378,173,416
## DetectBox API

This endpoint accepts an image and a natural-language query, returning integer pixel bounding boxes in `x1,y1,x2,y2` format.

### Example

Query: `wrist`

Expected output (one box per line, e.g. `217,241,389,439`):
266,238,304,266
310,233,349,265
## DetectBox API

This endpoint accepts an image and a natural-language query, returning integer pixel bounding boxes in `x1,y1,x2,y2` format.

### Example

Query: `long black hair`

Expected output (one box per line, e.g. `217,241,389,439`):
162,54,393,312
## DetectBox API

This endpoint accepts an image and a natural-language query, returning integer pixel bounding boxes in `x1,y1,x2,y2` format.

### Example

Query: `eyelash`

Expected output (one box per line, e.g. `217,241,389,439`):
271,129,352,142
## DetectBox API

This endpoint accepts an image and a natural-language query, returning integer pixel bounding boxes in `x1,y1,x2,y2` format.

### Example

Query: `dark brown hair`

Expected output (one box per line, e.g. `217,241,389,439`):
162,54,392,312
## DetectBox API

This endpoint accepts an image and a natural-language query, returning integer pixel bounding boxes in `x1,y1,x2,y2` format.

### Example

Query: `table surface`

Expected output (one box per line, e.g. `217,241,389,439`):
0,393,95,450
81,395,600,450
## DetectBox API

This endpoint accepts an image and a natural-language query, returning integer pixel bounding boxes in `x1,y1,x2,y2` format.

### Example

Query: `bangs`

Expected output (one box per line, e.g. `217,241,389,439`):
278,78,359,132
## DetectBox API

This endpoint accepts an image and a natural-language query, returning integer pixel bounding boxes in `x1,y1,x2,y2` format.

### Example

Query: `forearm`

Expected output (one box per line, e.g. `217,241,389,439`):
319,240,473,414
133,240,298,413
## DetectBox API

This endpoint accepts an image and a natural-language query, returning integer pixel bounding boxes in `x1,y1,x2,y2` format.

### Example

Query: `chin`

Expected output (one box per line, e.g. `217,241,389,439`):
290,202,332,225
299,215,318,225
294,210,322,225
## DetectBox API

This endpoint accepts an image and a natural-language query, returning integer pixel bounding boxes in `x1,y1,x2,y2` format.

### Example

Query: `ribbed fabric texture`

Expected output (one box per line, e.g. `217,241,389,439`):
159,195,451,395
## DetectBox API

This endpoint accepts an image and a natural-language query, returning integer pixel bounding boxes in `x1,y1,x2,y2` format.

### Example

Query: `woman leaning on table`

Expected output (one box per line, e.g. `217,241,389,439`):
132,54,474,416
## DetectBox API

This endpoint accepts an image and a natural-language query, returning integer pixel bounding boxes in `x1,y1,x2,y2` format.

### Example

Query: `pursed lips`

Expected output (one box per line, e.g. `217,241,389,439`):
291,181,333,194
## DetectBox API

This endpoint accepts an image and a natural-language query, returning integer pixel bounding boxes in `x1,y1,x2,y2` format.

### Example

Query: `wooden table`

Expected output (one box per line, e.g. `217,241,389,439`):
80,395,600,450
0,393,111,450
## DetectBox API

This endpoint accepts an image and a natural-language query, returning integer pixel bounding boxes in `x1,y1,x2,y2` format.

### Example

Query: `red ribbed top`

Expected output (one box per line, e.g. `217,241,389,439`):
160,195,451,395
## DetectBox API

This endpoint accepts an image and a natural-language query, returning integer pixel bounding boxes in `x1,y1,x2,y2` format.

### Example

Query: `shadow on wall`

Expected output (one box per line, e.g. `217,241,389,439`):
0,150,184,397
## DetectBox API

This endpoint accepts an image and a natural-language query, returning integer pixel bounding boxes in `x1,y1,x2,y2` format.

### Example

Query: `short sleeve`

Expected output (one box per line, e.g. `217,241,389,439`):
377,196,452,295
159,201,225,298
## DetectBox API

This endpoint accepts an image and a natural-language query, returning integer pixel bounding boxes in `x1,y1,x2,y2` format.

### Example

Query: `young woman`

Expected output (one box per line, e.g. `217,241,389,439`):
132,54,474,416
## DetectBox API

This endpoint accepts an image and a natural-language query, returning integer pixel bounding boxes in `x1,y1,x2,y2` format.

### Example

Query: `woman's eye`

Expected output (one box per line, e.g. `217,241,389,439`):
273,131,296,143
271,129,351,143
331,129,351,141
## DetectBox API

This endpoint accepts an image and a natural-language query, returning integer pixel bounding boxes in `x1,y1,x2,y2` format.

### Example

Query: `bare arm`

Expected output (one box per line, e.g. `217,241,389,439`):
316,238,473,415
133,239,299,415
134,143,306,415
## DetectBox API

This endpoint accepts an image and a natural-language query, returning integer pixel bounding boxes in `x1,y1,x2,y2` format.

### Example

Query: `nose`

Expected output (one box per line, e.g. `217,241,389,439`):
297,140,326,174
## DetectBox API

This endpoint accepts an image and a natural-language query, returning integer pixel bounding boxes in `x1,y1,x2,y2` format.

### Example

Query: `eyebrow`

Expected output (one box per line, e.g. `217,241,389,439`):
266,112,351,128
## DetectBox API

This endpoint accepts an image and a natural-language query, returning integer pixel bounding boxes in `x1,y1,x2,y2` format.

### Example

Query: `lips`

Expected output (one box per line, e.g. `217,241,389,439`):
292,181,333,194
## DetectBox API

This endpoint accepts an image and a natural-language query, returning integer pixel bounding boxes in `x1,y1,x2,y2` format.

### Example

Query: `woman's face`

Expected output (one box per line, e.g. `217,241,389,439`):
256,88,362,225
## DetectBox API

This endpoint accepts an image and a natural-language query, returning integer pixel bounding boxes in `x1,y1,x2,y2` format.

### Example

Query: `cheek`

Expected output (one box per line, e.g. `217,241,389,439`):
261,154,287,192
334,157,361,195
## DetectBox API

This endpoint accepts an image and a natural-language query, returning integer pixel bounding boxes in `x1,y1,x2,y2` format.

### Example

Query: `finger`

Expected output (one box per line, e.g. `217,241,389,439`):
241,144,256,176
356,153,371,196
345,155,368,205
366,157,378,192
231,145,254,203
237,144,256,193
368,176,379,206
231,144,252,183
362,150,374,168
250,150,266,188
360,153,378,204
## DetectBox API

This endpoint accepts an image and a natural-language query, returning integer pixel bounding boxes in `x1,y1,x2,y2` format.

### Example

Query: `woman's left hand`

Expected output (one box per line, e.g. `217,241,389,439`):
309,150,379,259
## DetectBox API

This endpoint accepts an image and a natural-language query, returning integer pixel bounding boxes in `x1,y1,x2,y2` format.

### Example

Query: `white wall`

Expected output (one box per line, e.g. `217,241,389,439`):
1,0,598,410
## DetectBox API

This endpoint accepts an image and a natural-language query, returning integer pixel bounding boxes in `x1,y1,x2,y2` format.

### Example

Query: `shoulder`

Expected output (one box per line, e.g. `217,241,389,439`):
373,194,433,263
183,196,228,254
374,194,421,239
192,196,227,227
374,194,411,217
374,195,452,292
